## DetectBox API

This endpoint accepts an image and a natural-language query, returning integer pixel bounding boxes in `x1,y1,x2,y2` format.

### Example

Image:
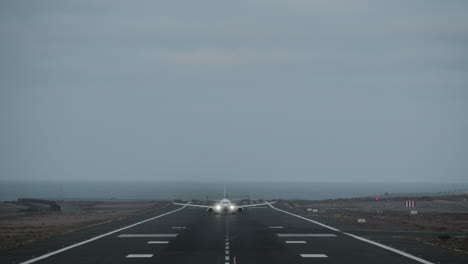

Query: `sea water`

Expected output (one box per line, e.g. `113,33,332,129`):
1,181,466,201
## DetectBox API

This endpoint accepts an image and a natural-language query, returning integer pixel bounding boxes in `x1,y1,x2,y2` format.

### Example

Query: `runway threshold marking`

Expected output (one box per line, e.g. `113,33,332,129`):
118,234,177,237
268,203,435,264
19,203,190,264
300,254,328,258
126,254,153,258
277,234,336,237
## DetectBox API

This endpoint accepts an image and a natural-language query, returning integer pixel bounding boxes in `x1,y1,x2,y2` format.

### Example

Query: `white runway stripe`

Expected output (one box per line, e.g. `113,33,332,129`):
344,232,435,264
118,234,177,238
126,254,153,258
171,226,186,229
19,203,189,264
300,254,328,258
277,234,336,237
148,241,169,244
268,226,283,229
285,241,307,244
269,203,435,264
267,204,340,231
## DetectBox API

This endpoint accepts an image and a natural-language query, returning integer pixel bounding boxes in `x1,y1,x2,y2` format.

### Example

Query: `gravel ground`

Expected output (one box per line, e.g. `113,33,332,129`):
0,201,167,251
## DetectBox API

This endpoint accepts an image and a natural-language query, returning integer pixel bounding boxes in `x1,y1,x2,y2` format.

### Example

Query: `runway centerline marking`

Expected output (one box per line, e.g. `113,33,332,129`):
268,226,283,229
225,214,230,263
171,226,186,229
300,254,328,258
126,254,153,258
268,203,435,264
118,234,177,238
285,241,307,244
277,234,336,237
19,202,190,264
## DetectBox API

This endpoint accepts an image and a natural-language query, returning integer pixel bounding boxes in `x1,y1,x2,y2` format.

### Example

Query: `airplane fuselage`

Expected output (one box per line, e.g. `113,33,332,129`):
213,198,239,214
172,186,276,214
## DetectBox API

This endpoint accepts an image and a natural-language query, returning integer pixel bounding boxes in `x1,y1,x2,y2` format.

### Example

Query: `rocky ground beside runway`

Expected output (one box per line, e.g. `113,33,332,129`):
0,200,167,251
289,193,468,255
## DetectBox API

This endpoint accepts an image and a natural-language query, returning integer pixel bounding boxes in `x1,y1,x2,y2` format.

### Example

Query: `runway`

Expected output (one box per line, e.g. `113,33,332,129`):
1,203,467,264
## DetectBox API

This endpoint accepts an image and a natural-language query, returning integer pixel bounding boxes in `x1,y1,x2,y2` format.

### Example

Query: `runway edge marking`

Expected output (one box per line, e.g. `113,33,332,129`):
19,203,190,264
268,203,435,264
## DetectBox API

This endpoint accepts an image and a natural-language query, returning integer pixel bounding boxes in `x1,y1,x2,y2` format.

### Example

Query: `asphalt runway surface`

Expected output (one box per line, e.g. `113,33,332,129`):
1,203,467,264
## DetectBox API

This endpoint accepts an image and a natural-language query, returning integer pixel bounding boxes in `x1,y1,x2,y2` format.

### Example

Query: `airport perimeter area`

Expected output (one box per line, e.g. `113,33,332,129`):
1,199,467,264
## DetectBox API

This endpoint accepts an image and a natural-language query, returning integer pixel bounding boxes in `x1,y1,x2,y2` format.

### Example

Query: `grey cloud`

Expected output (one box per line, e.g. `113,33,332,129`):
0,0,467,182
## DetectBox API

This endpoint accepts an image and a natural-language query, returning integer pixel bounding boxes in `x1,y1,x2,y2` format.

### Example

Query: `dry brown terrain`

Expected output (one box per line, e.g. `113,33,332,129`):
289,193,468,254
0,201,168,251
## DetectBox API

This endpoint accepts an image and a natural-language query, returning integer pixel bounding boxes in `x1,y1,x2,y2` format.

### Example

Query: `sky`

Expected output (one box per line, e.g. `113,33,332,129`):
0,0,467,183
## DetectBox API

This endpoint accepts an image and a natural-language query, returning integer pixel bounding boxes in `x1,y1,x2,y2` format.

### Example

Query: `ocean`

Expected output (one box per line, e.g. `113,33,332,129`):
0,181,466,201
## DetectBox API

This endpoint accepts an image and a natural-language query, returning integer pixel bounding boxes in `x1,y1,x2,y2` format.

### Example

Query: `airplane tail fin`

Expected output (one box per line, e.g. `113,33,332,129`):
223,184,226,198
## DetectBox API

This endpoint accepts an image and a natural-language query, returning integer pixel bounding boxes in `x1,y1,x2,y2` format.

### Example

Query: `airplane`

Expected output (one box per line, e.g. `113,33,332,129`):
173,185,276,215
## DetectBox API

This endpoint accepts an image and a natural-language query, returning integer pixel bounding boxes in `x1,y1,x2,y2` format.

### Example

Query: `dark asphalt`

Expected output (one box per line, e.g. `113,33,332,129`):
1,203,467,264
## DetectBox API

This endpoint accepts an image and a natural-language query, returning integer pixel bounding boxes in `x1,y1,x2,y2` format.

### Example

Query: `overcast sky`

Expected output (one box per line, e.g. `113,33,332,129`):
1,0,467,182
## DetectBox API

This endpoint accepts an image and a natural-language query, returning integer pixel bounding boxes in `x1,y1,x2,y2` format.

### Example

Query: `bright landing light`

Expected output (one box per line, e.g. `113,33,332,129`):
215,205,221,210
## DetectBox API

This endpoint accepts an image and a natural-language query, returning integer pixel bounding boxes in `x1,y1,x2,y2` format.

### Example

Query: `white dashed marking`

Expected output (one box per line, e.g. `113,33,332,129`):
126,254,153,258
118,234,177,238
147,241,169,244
285,241,307,244
300,254,328,258
268,226,284,229
277,234,336,237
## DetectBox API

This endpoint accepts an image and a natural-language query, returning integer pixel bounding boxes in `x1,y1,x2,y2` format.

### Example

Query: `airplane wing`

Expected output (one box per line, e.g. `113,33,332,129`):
237,200,277,208
172,200,277,209
172,201,212,208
